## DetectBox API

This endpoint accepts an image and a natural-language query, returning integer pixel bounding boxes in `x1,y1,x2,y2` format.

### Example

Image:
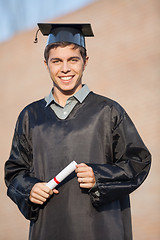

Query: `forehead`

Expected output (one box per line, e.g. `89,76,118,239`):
48,45,82,57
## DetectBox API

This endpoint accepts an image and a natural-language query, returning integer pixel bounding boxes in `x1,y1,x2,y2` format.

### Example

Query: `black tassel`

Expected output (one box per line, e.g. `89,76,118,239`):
34,29,40,43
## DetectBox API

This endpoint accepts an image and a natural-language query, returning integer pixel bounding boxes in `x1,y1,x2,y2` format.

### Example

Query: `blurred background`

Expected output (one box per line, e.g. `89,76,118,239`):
0,0,160,239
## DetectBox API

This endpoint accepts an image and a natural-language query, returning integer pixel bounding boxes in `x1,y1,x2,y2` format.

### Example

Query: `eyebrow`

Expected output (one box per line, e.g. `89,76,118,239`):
49,58,62,62
68,56,81,61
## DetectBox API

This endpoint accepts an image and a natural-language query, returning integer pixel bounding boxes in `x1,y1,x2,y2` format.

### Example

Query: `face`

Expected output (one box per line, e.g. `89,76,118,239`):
45,44,88,95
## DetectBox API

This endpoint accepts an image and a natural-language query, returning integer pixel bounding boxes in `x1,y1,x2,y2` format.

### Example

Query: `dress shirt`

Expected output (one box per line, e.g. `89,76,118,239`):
45,84,91,119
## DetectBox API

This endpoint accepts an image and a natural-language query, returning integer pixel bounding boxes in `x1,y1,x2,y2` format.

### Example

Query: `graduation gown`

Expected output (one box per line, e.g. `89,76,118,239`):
4,92,151,240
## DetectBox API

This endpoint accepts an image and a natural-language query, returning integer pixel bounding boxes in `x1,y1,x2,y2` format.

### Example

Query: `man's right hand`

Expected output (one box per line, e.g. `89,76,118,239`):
29,182,59,205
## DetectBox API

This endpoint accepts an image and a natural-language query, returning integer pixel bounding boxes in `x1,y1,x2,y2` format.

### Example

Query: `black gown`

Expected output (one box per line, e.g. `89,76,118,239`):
4,92,151,240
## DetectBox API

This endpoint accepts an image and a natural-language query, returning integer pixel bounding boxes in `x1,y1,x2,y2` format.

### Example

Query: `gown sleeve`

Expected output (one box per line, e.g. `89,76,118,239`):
4,110,41,220
89,106,151,207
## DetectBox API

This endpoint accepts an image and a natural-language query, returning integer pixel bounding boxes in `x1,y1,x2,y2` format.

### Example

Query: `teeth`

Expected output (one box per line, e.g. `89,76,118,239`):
60,76,72,80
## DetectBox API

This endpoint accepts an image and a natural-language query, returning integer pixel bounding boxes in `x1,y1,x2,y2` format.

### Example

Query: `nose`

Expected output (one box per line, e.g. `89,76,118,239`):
61,61,71,74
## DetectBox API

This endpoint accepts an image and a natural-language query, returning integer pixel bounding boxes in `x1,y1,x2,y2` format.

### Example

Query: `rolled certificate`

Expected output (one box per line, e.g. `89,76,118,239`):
46,161,77,189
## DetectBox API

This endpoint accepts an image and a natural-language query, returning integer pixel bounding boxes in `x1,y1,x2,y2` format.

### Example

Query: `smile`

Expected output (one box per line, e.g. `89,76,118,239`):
59,76,74,81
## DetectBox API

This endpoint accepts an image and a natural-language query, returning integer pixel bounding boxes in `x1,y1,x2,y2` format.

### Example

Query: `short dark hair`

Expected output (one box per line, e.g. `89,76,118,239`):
44,42,87,64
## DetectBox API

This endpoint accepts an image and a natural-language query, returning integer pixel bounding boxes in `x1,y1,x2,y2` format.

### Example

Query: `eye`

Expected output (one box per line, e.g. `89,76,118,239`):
52,60,60,64
71,58,79,63
50,58,61,64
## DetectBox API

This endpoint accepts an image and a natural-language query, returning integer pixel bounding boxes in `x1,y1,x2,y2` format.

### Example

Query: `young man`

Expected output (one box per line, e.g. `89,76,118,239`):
5,23,151,240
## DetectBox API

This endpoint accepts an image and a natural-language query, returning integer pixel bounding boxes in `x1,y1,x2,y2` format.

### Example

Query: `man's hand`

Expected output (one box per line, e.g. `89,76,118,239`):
75,163,96,189
29,182,59,205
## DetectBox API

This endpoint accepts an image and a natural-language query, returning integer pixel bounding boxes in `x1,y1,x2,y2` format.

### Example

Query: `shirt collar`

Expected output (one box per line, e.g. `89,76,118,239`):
74,84,91,103
45,89,55,107
45,84,91,107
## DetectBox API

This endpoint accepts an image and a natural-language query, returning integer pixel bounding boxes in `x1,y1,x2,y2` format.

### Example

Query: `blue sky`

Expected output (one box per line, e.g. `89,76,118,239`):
0,0,95,42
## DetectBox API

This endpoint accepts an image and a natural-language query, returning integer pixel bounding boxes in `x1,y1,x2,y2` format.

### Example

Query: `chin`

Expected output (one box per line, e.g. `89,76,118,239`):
61,82,81,92
61,85,80,94
61,88,76,95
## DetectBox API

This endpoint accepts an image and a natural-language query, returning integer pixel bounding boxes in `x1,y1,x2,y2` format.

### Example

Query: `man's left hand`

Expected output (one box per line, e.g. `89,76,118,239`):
75,163,96,189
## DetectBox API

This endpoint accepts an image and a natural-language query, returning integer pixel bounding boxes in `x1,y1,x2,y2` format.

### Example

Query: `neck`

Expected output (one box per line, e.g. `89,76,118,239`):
53,85,82,107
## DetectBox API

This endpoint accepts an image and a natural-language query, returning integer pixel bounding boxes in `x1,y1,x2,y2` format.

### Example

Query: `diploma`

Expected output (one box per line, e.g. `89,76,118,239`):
46,161,77,189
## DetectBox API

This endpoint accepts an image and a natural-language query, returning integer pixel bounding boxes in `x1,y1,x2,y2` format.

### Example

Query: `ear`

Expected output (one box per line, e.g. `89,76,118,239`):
84,56,89,70
44,60,48,70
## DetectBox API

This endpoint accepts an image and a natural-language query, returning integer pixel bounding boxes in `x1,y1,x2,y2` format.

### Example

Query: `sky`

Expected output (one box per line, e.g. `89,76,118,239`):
0,0,95,42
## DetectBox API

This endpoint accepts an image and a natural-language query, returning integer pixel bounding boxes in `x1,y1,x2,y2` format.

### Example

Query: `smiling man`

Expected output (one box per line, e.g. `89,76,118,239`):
44,43,88,106
4,23,151,240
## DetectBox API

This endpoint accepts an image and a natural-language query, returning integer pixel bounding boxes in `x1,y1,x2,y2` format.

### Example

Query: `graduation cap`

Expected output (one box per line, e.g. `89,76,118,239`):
34,23,94,49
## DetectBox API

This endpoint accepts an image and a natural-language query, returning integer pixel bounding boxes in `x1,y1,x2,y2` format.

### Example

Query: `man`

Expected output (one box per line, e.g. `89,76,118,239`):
4,23,151,240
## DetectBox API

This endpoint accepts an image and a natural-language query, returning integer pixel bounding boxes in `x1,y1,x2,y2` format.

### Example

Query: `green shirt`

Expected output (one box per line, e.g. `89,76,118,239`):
45,84,91,119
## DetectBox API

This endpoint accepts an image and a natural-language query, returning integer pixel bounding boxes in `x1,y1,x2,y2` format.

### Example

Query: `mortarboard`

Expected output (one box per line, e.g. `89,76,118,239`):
35,23,94,49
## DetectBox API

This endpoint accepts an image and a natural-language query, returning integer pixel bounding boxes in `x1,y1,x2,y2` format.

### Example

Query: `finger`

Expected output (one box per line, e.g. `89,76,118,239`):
32,186,51,199
31,189,50,200
44,187,59,195
78,177,95,184
53,189,59,194
79,182,95,189
46,188,54,195
76,163,87,167
76,167,89,173
30,198,44,205
76,165,93,173
40,183,53,194
33,183,50,194
77,172,94,178
40,183,55,195
75,163,88,173
29,194,47,204
30,192,49,202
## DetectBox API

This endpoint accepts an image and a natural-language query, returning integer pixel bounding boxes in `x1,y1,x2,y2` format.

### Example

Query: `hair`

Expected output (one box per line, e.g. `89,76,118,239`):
44,42,87,64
